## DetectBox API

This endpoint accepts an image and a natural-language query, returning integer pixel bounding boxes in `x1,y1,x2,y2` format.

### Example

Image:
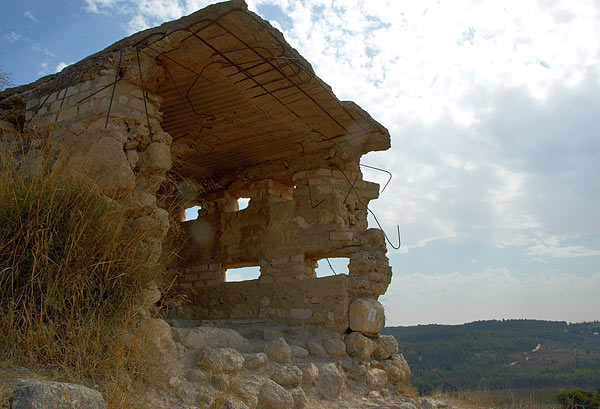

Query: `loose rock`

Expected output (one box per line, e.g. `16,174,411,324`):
373,335,399,360
258,379,294,409
366,368,388,388
264,337,292,363
317,363,344,400
270,365,303,386
344,331,377,360
348,298,385,336
12,379,106,409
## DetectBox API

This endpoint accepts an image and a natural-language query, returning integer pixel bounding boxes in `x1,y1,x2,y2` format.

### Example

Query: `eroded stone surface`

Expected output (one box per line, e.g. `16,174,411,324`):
12,379,106,409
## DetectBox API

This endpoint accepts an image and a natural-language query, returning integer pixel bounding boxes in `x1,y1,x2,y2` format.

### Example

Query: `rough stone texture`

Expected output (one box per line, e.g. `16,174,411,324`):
258,379,294,409
373,334,399,360
214,399,249,409
291,387,308,409
263,337,292,363
306,341,328,359
195,347,244,373
348,298,385,336
365,368,388,388
270,365,303,387
317,363,345,400
243,352,269,370
1,0,396,345
291,345,309,358
324,337,347,358
382,354,412,384
344,331,377,360
172,326,246,350
350,363,368,380
144,318,177,359
299,363,319,385
12,379,106,409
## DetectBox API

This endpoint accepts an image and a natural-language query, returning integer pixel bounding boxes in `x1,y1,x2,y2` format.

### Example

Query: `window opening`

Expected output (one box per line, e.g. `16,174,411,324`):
225,265,261,282
315,257,349,277
183,205,202,221
237,197,250,210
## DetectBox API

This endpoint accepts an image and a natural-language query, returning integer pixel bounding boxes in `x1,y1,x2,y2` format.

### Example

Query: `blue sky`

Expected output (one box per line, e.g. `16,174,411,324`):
2,0,599,326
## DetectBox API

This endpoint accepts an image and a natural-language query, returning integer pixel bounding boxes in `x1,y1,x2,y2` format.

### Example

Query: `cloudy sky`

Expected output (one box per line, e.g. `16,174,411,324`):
2,0,599,326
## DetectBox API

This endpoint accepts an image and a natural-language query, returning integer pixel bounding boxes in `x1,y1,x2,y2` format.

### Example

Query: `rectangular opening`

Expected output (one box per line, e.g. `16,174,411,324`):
225,265,261,282
315,257,349,277
237,197,250,210
183,204,202,221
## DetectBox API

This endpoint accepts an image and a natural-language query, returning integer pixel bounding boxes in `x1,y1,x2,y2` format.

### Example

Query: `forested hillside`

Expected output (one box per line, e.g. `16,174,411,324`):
383,320,600,394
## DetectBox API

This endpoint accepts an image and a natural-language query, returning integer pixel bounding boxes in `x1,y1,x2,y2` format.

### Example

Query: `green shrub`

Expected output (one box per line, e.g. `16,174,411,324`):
557,389,600,409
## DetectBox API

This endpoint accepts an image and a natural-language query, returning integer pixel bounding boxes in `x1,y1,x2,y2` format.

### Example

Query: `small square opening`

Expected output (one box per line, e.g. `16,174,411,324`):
225,265,261,282
315,257,349,277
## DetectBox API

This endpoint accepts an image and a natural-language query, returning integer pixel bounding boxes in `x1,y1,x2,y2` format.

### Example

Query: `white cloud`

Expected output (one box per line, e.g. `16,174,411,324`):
55,62,74,73
4,31,22,43
24,11,38,22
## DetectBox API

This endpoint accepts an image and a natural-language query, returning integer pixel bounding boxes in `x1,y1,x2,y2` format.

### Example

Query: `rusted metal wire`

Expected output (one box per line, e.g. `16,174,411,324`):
359,163,393,193
298,141,324,209
326,258,337,275
105,49,122,129
136,47,153,138
55,73,73,122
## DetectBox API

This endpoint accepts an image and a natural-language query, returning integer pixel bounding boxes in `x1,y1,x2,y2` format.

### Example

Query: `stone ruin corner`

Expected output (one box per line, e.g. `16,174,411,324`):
0,0,395,338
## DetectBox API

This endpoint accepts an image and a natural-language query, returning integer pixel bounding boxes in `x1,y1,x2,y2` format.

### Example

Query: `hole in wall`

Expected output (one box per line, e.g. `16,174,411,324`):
225,265,261,282
237,197,250,210
183,205,202,221
315,257,349,277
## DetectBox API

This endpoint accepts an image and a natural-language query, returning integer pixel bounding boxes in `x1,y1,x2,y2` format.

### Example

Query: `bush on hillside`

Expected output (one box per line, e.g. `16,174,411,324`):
557,389,600,409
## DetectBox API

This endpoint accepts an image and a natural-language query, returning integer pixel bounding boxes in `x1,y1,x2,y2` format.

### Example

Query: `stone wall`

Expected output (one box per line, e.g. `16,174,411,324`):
1,0,395,336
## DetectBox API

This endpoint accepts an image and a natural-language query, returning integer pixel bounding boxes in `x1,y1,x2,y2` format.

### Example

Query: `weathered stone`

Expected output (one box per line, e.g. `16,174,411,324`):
172,326,246,350
184,368,209,382
258,379,294,409
373,334,399,360
317,363,344,400
144,318,177,359
349,298,385,336
366,368,388,388
306,341,328,359
264,337,292,363
368,390,382,400
299,363,319,385
243,352,269,370
324,337,347,358
344,331,377,360
291,345,309,358
212,398,249,409
196,347,244,373
350,363,368,380
382,354,412,384
270,365,303,386
291,387,307,409
12,379,106,409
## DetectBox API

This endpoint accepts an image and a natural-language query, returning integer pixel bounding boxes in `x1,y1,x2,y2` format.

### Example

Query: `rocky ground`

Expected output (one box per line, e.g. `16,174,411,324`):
1,317,462,409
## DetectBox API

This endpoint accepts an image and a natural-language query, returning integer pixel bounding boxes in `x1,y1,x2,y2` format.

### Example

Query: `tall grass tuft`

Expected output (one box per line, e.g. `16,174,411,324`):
0,132,164,405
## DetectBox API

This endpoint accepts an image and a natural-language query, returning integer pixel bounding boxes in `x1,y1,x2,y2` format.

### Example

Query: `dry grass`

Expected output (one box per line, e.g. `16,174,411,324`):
430,388,557,409
0,130,169,408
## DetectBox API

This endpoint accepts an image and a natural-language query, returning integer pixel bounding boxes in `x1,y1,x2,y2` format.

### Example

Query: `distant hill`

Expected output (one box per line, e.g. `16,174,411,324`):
382,319,600,394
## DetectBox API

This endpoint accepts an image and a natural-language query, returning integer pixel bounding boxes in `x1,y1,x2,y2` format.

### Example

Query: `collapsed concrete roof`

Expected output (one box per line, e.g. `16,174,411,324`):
2,0,390,182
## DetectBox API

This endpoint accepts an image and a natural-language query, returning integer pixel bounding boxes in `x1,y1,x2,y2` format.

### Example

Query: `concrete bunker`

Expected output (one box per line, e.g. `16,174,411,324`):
0,0,394,335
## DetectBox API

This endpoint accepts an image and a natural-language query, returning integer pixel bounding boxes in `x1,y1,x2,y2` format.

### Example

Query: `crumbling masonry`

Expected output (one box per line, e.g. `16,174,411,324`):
0,0,395,336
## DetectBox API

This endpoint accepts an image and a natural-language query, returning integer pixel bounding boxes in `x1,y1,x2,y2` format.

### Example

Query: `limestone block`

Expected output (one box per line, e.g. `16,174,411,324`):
144,318,177,359
330,231,353,241
68,136,135,198
317,363,345,400
324,338,347,358
373,335,399,360
291,345,308,358
344,331,376,360
350,363,368,380
264,337,292,363
348,298,385,336
366,368,388,388
382,354,412,384
258,379,294,409
140,141,171,173
243,352,269,370
306,341,328,359
12,379,106,409
290,308,312,320
299,363,319,384
291,387,307,409
171,326,246,350
270,365,303,386
196,347,244,373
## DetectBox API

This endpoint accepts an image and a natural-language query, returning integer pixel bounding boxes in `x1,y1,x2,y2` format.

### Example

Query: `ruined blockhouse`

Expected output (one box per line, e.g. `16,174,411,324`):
0,1,394,334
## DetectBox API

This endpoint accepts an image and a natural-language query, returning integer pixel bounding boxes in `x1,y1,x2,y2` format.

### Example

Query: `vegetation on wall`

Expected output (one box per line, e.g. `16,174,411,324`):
0,132,166,406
